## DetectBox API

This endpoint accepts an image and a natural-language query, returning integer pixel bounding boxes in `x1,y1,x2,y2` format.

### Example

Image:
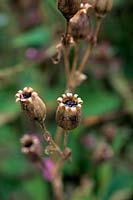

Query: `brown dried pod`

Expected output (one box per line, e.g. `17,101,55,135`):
15,87,46,127
92,142,113,163
94,0,113,17
20,134,43,161
56,93,83,130
69,4,91,40
57,0,81,20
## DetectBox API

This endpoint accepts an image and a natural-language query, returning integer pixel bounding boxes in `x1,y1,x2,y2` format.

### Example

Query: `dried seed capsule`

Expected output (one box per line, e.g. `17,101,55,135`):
92,142,113,164
69,6,91,40
57,0,80,20
56,93,83,130
94,0,113,17
20,134,43,161
15,87,46,127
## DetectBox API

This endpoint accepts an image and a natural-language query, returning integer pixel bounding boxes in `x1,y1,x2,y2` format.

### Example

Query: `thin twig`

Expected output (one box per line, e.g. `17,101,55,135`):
63,130,69,149
71,43,79,77
41,123,62,155
63,47,70,85
55,126,63,147
78,17,103,73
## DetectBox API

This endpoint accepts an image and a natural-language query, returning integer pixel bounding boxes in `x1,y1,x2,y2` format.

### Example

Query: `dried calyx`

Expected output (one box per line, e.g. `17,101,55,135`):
94,0,113,17
15,87,46,128
69,3,91,40
56,93,83,130
57,0,81,20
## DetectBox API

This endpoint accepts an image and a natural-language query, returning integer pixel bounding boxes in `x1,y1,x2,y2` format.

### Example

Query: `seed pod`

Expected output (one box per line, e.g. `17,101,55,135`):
92,142,113,164
57,0,80,20
15,87,46,127
69,6,91,40
20,134,43,161
94,0,113,17
56,93,83,130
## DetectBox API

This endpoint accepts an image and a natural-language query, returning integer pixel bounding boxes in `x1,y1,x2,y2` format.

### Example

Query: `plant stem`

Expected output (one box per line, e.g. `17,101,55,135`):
63,47,70,86
55,126,63,146
64,130,69,149
41,123,62,156
71,43,79,77
78,17,103,73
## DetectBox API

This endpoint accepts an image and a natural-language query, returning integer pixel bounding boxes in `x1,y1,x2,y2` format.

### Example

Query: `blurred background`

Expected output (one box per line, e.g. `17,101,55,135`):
0,0,133,199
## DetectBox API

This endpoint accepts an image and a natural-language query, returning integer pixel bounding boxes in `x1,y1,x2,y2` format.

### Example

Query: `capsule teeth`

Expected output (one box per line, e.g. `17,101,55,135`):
80,3,84,8
17,90,22,94
57,97,63,103
74,94,78,98
67,93,73,97
59,103,65,109
32,92,38,97
76,104,81,110
15,93,20,98
16,98,20,102
62,94,66,98
78,98,83,104
23,87,28,91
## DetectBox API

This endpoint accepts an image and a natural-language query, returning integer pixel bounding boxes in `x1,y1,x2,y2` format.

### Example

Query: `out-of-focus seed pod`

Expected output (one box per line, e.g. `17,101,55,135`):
57,0,81,20
69,4,91,40
20,134,43,161
94,0,113,17
56,93,83,130
92,142,113,164
15,87,46,127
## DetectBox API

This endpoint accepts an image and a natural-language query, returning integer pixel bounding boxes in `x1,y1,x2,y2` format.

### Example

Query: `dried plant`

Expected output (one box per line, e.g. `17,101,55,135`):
15,0,113,200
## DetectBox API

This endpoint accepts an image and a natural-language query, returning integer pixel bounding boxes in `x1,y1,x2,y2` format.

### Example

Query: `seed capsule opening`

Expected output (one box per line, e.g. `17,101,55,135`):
22,92,32,99
64,100,78,107
24,139,33,148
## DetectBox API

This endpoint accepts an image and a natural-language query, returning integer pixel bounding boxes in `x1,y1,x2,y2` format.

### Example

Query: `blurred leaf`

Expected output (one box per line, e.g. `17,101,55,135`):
109,189,132,200
23,176,49,200
112,129,127,154
78,80,122,116
12,27,52,47
0,175,22,200
101,171,132,200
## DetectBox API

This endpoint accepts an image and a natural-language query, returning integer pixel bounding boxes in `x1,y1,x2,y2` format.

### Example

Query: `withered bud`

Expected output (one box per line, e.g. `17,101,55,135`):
15,87,46,127
69,70,87,90
57,0,81,20
56,93,83,130
92,142,113,164
69,4,91,40
20,134,42,161
94,0,113,17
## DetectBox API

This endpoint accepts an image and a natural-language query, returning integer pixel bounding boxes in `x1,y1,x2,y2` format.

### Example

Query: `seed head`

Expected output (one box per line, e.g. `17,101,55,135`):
69,5,91,40
56,93,83,130
94,0,113,17
57,0,81,20
15,87,46,127
20,134,42,161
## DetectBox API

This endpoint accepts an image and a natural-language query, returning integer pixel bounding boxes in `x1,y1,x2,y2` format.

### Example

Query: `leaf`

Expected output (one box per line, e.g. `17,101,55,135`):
23,175,49,200
78,80,122,117
12,27,52,47
101,171,132,200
